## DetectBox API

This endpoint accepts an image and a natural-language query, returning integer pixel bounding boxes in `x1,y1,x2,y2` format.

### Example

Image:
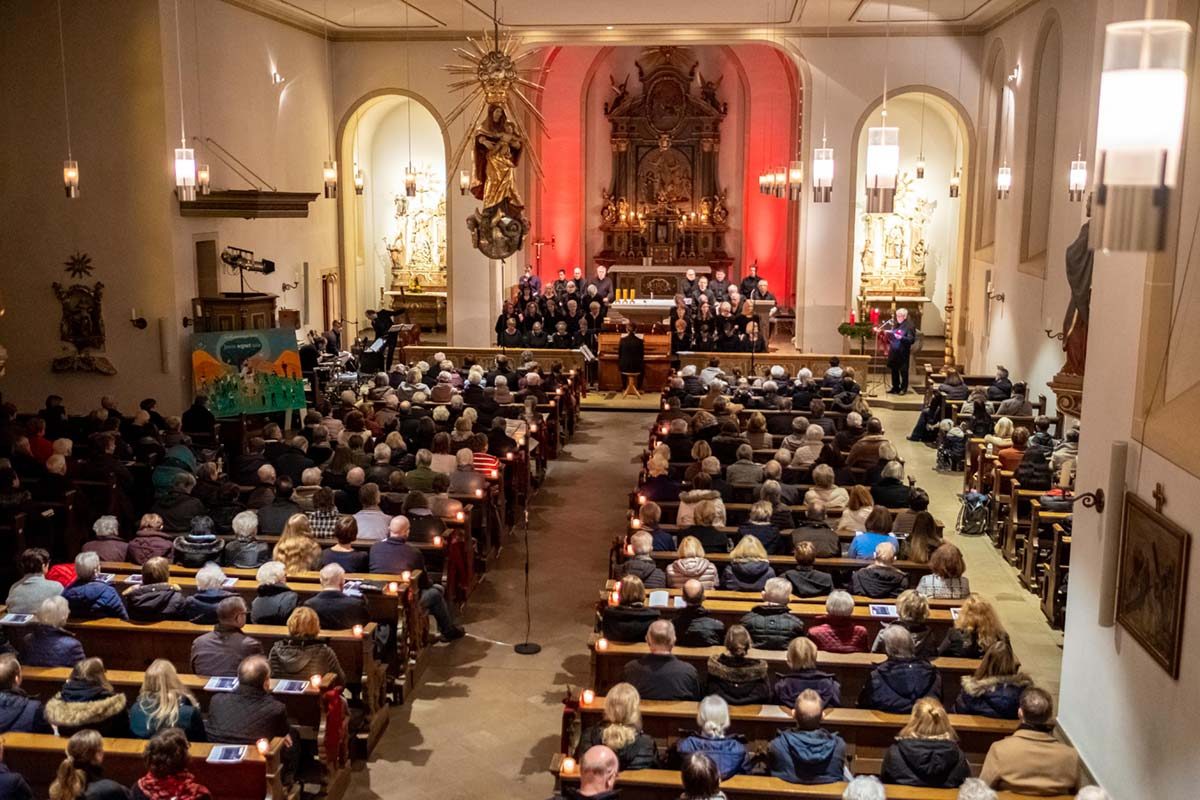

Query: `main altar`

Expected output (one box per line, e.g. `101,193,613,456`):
381,165,449,332
856,173,932,325
594,47,733,295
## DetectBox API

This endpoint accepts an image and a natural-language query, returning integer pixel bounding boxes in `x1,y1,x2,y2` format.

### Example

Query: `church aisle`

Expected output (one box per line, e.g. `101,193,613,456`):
346,411,651,799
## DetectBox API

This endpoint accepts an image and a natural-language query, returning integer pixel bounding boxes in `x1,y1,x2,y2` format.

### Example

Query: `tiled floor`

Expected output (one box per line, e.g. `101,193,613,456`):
345,406,1063,798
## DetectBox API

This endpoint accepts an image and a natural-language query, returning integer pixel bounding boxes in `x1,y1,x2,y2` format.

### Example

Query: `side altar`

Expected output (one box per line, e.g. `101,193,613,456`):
594,47,733,272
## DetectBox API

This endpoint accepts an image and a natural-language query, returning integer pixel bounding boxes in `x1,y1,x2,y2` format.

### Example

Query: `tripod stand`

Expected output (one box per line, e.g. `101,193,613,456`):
514,420,543,655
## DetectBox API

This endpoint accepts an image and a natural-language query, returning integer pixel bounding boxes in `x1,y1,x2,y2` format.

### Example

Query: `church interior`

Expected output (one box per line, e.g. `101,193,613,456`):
1,0,1199,798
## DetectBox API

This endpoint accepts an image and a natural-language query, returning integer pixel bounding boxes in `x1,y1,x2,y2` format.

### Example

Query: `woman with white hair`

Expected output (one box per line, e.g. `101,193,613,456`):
82,515,129,562
674,695,749,779
182,563,234,624
836,411,866,452
492,374,514,404
677,471,726,527
62,551,128,620
575,682,658,770
792,425,829,468
804,465,849,509
251,560,298,625
222,510,269,568
17,595,85,667
35,453,73,501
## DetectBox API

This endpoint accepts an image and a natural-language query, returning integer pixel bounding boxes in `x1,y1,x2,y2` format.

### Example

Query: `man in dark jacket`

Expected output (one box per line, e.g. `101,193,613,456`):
871,462,912,508
123,557,188,622
0,743,34,800
205,655,291,744
859,626,941,714
181,395,216,437
849,543,909,599
672,580,725,647
621,620,703,701
619,533,666,589
369,517,464,641
151,472,207,533
661,419,694,463
740,578,804,650
62,552,128,620
0,655,51,733
303,564,369,630
768,689,848,784
233,438,269,486
256,477,303,535
986,366,1014,402
548,745,620,800
190,597,264,676
183,563,237,624
782,542,835,598
272,437,314,485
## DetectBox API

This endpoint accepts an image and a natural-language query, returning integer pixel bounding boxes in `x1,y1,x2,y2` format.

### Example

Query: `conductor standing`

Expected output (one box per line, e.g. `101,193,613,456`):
618,321,645,398
886,308,917,395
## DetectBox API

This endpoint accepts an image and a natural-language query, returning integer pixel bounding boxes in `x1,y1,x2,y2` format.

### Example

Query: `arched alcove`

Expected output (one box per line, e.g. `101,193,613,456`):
337,91,449,340
976,42,1007,252
848,89,973,342
1020,12,1063,272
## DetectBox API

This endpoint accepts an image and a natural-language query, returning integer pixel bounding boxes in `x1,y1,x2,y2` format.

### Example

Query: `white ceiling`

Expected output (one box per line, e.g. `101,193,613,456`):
227,0,1031,37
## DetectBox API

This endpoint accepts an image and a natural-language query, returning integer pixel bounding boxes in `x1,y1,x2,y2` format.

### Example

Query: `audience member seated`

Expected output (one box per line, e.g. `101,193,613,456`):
846,506,900,560
622,620,703,701
63,551,129,620
254,477,301,535
768,689,850,785
666,535,720,589
740,578,805,650
369,516,465,641
403,491,446,543
130,728,212,800
721,534,775,591
17,596,84,667
995,382,1033,418
575,682,658,771
0,654,51,733
776,542,831,599
918,543,971,599
677,474,726,528
190,596,263,677
984,417,1015,451
251,561,298,625
674,696,748,780
173,516,224,567
760,480,794,530
273,514,322,574
306,487,340,539
789,425,827,470
6,547,62,615
938,594,1003,659
82,515,129,562
0,740,32,799
321,516,369,573
705,624,771,706
638,502,674,552
44,657,128,738
671,580,726,647
801,466,846,510
128,514,174,565
269,606,346,687
621,532,667,589
880,697,971,789
872,590,936,659
774,637,841,710
639,456,681,504
807,590,868,653
205,655,292,748
217,510,266,568
903,511,941,565
737,501,786,555
0,468,32,520
995,426,1030,473
335,467,367,513
448,448,487,496
979,687,1080,795
725,445,764,487
352,483,391,542
662,419,694,463
128,659,205,742
48,729,129,800
674,499,726,555
603,575,661,643
871,461,912,509
682,441,712,484
179,563,233,625
850,542,909,598
859,627,941,714
304,563,369,630
952,635,1033,720
835,486,875,538
985,366,1014,402
124,557,187,622
153,472,207,533
846,418,890,473
788,503,840,559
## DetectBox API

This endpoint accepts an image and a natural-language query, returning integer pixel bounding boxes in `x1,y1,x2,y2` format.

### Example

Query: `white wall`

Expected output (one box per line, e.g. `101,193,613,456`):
788,32,983,353
960,0,1096,398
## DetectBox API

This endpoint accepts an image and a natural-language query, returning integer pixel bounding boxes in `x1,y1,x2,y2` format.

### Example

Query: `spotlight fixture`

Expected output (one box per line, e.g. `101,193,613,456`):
865,126,900,213
996,165,1012,199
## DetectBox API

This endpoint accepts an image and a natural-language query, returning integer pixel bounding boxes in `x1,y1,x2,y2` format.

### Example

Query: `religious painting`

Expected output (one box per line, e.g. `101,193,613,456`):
51,251,116,375
1116,492,1191,678
191,329,306,418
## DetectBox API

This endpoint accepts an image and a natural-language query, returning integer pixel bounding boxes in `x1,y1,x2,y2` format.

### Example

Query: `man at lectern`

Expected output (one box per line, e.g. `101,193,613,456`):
886,308,917,395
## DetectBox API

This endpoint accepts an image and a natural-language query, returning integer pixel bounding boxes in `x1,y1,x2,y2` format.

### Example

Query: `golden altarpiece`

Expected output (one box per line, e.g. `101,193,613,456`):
856,173,932,325
382,166,449,331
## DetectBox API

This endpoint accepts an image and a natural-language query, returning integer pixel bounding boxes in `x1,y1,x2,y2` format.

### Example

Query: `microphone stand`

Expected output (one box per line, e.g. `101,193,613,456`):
514,416,543,655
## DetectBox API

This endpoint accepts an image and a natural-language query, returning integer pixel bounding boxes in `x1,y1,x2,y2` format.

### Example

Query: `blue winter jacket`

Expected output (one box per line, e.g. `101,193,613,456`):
17,624,86,667
858,657,942,714
675,733,749,780
62,578,129,620
768,727,848,784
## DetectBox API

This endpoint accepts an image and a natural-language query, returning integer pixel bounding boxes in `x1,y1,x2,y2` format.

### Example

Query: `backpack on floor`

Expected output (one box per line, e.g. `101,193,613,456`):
957,491,990,537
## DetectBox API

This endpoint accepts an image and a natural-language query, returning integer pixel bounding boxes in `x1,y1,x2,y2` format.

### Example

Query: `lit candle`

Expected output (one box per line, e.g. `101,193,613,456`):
596,637,609,651
352,625,364,637
310,674,322,688
456,510,465,521
475,489,484,498
849,311,856,324
387,581,399,593
506,452,513,460
609,589,620,605
630,518,641,529
490,469,498,479
433,535,443,547
561,756,577,774
637,494,646,505
256,738,269,754
582,689,595,704
401,570,412,581
625,544,634,556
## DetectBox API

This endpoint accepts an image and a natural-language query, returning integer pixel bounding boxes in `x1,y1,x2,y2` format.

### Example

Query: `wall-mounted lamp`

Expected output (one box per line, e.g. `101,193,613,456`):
130,309,147,330
272,71,285,85
985,282,1006,304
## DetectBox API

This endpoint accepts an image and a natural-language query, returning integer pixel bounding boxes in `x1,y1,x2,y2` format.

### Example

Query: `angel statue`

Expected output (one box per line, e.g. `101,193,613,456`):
466,105,530,260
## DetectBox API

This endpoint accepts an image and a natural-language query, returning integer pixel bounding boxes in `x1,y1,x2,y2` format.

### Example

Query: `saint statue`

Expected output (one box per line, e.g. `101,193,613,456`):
1061,220,1092,375
466,105,530,259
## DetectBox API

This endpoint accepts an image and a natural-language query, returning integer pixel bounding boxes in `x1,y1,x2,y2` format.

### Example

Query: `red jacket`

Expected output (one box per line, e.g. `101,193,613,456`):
807,616,869,654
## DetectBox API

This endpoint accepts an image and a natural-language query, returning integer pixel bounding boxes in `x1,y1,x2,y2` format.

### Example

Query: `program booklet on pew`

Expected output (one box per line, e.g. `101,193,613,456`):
647,590,687,609
274,680,310,694
205,676,239,692
206,745,248,764
868,604,899,618
0,613,32,625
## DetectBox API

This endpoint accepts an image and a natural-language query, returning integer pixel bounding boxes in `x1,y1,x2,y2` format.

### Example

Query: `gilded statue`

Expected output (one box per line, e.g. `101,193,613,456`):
466,105,530,259
601,188,618,224
712,189,729,225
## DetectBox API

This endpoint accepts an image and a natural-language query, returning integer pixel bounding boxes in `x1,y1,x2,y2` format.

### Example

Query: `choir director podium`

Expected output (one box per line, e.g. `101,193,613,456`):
598,331,670,392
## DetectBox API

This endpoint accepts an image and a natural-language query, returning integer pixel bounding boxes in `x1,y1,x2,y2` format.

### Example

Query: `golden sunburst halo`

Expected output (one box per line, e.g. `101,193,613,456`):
64,251,94,279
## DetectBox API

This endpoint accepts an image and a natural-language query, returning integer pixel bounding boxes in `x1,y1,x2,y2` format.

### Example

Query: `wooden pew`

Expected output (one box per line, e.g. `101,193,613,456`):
2,733,287,800
551,760,1071,800
587,637,976,707
1021,499,1071,592
0,617,389,750
598,598,954,641
643,552,933,584
1040,522,1071,629
599,584,966,611
575,696,1017,773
